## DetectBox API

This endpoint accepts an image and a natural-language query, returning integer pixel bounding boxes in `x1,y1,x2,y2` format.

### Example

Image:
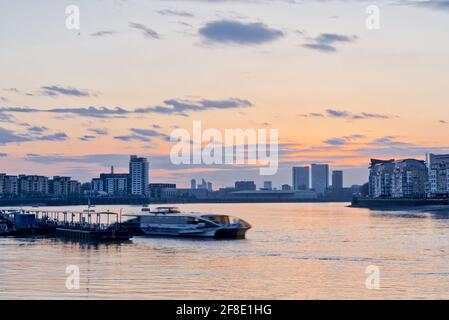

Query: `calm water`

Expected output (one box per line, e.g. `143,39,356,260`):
1,202,449,299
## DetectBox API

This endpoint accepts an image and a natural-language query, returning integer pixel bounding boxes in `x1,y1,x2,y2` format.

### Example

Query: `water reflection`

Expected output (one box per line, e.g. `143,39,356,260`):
1,203,449,299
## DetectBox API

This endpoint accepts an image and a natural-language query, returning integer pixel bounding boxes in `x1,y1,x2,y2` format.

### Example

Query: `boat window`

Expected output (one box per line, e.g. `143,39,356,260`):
203,215,230,224
186,217,199,224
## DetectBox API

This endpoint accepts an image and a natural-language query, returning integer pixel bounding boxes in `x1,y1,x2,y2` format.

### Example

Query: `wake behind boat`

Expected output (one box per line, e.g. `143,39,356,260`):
123,207,251,239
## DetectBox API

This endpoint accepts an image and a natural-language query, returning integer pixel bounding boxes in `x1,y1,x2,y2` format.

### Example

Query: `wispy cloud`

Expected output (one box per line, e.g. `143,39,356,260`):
199,20,283,45
0,127,68,145
323,134,365,146
156,9,194,17
91,30,117,37
27,126,48,135
300,109,394,120
79,135,96,141
3,88,20,93
368,135,415,147
87,128,109,135
113,134,151,142
0,128,31,144
130,128,169,140
0,113,16,123
408,0,449,11
0,97,252,118
41,85,96,97
135,98,252,116
129,22,160,39
35,132,69,142
303,33,357,53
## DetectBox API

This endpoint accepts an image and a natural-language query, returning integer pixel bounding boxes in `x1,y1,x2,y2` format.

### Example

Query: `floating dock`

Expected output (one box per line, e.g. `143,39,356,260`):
0,209,132,242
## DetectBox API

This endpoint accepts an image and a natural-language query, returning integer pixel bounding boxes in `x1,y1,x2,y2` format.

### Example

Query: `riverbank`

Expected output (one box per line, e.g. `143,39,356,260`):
351,197,449,209
0,197,351,207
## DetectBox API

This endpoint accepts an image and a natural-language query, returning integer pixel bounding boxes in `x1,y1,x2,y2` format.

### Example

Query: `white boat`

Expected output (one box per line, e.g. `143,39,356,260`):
123,207,251,239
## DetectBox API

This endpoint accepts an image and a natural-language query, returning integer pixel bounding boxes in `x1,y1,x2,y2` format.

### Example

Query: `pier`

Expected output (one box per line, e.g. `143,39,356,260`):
0,209,132,242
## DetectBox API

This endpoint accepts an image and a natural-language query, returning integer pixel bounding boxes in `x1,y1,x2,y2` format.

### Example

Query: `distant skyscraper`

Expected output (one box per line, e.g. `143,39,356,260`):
198,178,208,190
292,166,309,190
311,164,329,194
263,181,273,190
191,178,196,190
207,182,213,192
129,155,149,196
235,181,256,191
332,170,343,190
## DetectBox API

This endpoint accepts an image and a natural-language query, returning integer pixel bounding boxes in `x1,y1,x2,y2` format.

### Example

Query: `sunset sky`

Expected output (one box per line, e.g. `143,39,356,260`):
1,0,448,188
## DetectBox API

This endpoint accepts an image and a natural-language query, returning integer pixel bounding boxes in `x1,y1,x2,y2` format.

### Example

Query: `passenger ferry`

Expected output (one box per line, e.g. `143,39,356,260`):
123,207,251,239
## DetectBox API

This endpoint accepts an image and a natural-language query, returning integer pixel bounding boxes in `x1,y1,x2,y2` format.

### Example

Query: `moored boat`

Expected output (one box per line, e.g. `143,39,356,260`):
124,207,251,239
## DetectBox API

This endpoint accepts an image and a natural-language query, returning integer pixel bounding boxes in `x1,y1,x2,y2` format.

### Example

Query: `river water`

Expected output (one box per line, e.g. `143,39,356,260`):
1,202,449,299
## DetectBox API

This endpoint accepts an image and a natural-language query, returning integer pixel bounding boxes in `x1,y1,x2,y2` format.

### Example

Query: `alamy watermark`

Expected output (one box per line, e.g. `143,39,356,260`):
65,5,80,30
365,265,380,290
65,265,80,290
170,121,279,175
366,5,380,30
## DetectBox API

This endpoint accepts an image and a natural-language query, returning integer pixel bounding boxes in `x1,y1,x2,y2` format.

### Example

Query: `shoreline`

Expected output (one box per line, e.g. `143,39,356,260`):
0,198,352,207
350,197,449,209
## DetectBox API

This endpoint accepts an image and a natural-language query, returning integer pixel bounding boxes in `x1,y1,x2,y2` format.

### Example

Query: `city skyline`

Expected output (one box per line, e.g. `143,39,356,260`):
1,0,449,188
0,154,351,190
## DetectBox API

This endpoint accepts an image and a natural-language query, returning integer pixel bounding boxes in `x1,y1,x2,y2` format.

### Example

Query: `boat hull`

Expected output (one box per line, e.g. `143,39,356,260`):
126,223,249,239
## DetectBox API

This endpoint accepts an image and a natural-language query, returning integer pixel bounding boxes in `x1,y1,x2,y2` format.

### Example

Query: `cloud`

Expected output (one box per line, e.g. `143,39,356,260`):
129,22,160,39
352,112,390,120
156,9,194,17
36,132,69,141
0,152,7,157
27,126,49,134
3,88,20,93
439,120,447,124
326,109,351,118
410,0,449,10
198,20,283,45
368,136,415,147
87,128,109,135
130,128,169,140
299,112,324,118
0,113,16,123
0,127,69,145
316,33,357,44
323,134,365,146
302,43,337,52
301,109,394,120
113,135,151,142
0,128,31,144
303,33,357,53
91,30,117,37
48,106,127,118
0,106,128,118
1,96,8,102
0,97,253,118
135,98,252,115
25,154,132,166
79,135,96,141
41,85,95,97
